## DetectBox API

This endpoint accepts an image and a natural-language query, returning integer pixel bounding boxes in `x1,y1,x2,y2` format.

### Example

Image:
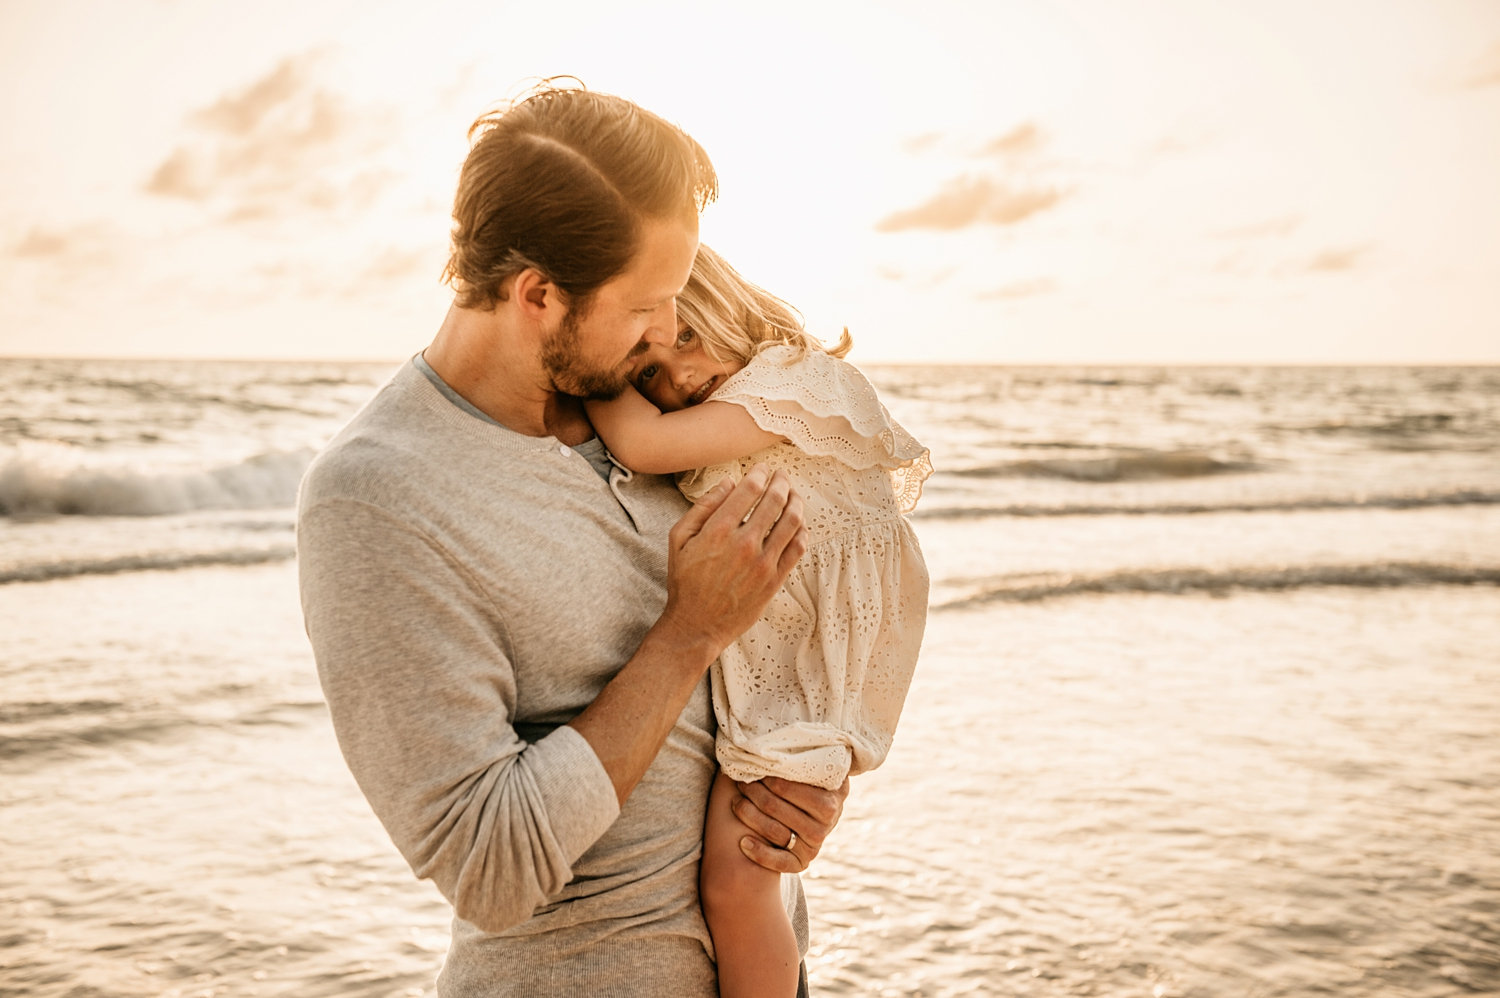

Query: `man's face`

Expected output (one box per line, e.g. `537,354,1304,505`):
541,214,699,400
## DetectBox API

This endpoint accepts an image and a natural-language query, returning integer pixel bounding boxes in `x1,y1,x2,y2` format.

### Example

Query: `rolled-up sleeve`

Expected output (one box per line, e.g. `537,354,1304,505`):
297,497,620,933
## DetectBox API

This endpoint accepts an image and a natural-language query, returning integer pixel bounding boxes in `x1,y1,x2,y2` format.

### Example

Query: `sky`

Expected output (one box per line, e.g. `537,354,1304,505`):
1,0,1498,364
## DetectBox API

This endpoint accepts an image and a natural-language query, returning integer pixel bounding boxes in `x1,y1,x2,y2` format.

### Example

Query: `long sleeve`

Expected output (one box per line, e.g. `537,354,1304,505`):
298,497,620,933
291,360,780,994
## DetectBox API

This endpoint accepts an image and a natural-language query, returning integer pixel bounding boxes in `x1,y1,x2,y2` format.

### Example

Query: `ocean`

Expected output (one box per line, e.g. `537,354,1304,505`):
2,357,1497,997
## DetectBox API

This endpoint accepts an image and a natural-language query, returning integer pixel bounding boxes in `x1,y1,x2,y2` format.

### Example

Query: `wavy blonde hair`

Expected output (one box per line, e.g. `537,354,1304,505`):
678,245,852,366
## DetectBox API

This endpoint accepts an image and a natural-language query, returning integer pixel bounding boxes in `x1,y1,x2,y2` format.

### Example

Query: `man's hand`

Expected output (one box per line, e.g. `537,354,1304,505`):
732,775,850,874
571,465,806,807
657,464,807,660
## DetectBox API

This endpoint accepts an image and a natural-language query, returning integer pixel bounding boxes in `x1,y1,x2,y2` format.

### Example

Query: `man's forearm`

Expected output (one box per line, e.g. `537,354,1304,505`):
567,623,718,806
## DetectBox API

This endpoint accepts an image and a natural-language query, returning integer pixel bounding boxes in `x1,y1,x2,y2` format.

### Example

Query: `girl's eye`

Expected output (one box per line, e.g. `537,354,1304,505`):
636,364,659,385
676,328,696,347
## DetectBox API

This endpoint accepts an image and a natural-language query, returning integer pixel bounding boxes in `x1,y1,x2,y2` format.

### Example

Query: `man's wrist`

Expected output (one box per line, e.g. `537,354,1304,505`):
638,616,721,681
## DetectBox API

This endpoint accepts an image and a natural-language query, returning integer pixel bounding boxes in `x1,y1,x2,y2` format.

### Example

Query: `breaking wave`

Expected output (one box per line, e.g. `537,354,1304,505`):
915,489,1500,520
937,561,1500,609
0,547,296,586
948,449,1260,482
0,444,312,517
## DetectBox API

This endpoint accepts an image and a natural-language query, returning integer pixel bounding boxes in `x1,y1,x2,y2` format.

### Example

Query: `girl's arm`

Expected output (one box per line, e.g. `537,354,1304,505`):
586,387,785,474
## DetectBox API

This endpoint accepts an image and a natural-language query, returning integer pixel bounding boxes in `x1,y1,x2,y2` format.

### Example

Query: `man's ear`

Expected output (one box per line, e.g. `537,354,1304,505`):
511,268,557,320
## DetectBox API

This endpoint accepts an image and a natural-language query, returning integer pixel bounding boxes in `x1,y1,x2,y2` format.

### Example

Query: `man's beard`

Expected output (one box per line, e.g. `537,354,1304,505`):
541,303,630,401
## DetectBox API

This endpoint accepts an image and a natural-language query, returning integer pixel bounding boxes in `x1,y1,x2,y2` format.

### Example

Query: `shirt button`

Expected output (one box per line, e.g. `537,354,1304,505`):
558,444,572,457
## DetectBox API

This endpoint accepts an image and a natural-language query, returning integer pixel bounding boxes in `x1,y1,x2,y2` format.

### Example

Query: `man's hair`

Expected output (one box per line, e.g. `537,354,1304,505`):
679,244,852,366
442,78,718,312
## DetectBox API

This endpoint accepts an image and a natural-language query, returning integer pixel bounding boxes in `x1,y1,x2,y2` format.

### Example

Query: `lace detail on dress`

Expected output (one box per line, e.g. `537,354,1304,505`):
670,346,932,789
708,346,931,513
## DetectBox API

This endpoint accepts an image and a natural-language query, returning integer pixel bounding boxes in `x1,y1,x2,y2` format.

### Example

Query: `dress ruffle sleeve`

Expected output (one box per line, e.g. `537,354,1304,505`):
692,345,932,513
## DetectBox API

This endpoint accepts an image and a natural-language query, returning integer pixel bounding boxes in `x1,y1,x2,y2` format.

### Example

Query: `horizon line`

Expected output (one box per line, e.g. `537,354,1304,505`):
2,353,1499,369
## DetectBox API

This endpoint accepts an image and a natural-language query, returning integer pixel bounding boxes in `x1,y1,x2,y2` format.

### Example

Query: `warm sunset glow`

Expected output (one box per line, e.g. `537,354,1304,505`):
2,0,1497,362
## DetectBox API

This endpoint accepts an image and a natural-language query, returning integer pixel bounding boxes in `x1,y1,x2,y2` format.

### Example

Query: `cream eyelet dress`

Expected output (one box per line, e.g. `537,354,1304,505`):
677,345,932,791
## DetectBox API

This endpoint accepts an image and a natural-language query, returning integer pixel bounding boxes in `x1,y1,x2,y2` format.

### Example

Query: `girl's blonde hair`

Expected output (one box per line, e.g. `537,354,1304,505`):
678,245,852,365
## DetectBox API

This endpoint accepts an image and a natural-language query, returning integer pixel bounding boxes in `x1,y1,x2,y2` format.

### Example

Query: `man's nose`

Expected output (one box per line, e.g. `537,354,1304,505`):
656,299,679,346
641,300,678,348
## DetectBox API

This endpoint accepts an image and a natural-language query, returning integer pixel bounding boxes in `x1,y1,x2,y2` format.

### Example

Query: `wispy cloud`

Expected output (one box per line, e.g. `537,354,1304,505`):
979,122,1043,158
1460,40,1500,89
191,56,312,134
1302,244,1372,273
13,227,77,257
243,241,442,303
1142,123,1218,162
9,223,117,264
341,245,442,297
900,132,943,154
876,176,1067,232
977,277,1057,301
874,263,958,286
1210,215,1303,240
145,51,398,220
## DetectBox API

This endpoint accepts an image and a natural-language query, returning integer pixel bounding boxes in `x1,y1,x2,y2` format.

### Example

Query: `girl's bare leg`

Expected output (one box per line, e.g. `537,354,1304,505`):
700,769,800,998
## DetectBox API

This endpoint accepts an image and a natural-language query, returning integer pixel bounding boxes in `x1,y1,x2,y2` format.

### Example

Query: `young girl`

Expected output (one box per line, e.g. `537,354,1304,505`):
587,245,930,998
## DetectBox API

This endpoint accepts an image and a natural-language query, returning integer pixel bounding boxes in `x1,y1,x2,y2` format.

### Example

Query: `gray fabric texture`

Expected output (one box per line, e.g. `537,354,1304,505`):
297,359,808,996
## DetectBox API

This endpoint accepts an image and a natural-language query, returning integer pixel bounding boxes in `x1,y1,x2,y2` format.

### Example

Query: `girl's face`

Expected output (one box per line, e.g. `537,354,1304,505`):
631,323,745,411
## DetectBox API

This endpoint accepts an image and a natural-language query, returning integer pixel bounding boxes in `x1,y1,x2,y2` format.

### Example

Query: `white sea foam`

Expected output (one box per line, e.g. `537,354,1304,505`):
935,560,1500,608
946,448,1261,482
915,488,1500,520
0,546,296,585
0,441,313,517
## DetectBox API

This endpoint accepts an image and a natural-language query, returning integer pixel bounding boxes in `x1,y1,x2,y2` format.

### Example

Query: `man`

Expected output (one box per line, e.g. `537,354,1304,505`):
297,81,845,996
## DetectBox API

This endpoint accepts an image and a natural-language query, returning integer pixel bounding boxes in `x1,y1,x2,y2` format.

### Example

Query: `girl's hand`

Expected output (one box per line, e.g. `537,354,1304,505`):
732,775,850,874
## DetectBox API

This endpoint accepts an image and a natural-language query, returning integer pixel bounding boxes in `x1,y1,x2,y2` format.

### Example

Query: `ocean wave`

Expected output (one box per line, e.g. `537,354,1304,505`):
949,449,1259,482
0,715,192,762
0,443,312,517
937,561,1500,609
0,547,295,586
915,489,1500,520
0,699,325,763
1274,412,1467,437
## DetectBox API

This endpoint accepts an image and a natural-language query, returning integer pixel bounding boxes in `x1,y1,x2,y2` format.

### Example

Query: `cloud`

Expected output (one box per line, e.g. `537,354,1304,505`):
145,51,398,220
1142,125,1218,162
1210,215,1303,240
874,263,957,286
1302,244,1372,273
977,277,1057,301
1460,40,1500,89
876,176,1067,232
13,227,76,257
191,55,312,134
1212,250,1251,276
900,132,943,154
340,245,442,298
901,122,1046,159
979,122,1043,158
9,223,117,264
238,242,442,304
